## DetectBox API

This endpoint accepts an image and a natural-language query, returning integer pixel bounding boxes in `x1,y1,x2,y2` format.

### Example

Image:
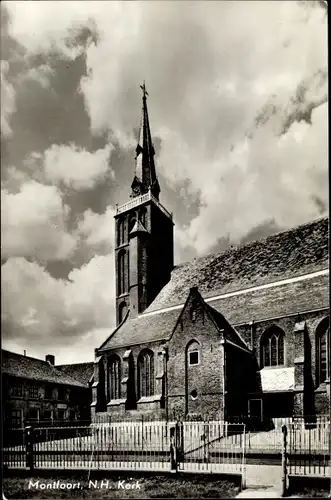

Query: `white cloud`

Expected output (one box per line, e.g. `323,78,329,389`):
76,205,115,250
1,0,328,361
43,143,114,190
180,103,328,255
1,181,77,261
1,60,16,138
1,255,116,355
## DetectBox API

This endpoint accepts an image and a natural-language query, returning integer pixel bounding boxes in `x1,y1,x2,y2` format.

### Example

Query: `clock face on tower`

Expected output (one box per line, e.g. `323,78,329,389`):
133,184,141,196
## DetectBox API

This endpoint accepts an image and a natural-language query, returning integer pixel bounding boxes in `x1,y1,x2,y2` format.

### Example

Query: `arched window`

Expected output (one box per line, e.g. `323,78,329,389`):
118,250,127,295
138,350,154,398
261,326,285,368
118,302,128,323
108,356,121,401
186,340,200,366
117,219,125,247
316,318,329,386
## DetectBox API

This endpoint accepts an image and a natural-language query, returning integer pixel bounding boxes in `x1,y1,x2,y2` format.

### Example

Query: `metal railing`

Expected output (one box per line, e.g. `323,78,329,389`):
116,191,172,220
287,421,330,478
3,420,245,477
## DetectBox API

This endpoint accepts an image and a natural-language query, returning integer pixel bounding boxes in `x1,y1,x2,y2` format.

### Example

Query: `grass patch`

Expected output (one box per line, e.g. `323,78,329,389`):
3,475,240,499
291,488,330,498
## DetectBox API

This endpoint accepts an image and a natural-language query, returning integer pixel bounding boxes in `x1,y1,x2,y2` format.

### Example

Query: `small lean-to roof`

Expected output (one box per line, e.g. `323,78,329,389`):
261,367,295,393
2,350,88,388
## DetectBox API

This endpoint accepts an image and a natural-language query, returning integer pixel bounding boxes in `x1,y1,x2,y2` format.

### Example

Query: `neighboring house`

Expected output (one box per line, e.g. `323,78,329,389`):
92,88,330,423
2,350,92,427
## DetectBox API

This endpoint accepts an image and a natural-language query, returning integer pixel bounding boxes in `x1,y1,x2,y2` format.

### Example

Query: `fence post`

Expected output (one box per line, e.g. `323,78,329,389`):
170,425,177,471
281,425,288,497
25,426,34,471
242,424,246,489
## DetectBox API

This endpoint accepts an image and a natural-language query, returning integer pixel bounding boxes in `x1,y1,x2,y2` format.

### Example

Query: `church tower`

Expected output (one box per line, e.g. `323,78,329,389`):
114,84,174,325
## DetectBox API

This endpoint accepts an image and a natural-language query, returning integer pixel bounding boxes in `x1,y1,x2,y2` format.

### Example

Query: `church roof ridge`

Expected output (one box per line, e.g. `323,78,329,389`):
174,215,329,270
144,215,328,314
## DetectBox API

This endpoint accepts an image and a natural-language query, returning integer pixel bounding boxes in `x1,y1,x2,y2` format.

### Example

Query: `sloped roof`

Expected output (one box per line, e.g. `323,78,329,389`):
145,216,328,313
100,308,179,351
100,217,328,351
261,367,295,392
208,271,328,325
205,304,248,350
56,362,94,386
2,350,88,388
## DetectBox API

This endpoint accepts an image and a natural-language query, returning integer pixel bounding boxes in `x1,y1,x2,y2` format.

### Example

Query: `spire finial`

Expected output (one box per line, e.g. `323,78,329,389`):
140,81,148,99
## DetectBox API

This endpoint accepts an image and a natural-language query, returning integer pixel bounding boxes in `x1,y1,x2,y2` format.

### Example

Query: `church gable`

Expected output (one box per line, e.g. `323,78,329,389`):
166,287,226,419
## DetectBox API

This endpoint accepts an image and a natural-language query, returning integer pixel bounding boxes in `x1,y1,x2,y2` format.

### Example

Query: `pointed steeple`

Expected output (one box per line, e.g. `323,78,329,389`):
131,82,160,200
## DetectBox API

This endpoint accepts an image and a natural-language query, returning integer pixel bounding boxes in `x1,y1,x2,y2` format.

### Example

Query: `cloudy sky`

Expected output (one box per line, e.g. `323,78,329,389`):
1,1,328,364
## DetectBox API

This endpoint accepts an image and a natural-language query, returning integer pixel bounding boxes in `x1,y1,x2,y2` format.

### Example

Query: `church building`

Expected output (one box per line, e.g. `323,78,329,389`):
92,86,330,423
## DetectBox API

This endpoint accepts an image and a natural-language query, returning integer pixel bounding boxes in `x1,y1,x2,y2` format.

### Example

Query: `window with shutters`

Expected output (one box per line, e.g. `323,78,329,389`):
261,326,285,368
10,409,23,427
28,385,39,399
12,383,23,398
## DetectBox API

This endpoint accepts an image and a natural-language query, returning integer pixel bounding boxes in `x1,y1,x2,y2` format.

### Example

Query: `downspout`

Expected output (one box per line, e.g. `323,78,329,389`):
249,320,255,352
220,332,226,421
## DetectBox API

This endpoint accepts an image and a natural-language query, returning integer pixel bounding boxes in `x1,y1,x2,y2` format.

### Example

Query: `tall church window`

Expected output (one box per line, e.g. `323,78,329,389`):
117,219,125,247
261,327,285,368
108,356,121,400
316,318,329,386
138,350,154,398
118,302,128,323
118,250,128,295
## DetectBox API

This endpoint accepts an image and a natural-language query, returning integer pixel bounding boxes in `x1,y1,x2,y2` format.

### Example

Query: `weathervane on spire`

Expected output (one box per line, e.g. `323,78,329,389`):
140,81,148,98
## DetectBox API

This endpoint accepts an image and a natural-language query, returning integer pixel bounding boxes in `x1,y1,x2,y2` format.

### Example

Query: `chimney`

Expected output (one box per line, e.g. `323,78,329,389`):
45,354,55,366
24,350,26,356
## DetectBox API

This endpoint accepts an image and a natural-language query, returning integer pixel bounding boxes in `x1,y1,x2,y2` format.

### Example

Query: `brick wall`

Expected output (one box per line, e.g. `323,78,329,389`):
114,201,174,324
236,309,330,416
167,291,224,420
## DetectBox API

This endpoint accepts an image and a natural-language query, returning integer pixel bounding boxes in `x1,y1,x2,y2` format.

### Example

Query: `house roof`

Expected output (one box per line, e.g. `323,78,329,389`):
145,216,328,313
100,217,328,351
260,367,295,392
2,350,88,388
56,362,94,386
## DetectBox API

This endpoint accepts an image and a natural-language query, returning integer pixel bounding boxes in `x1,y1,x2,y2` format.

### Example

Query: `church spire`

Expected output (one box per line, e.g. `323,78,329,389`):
131,82,160,200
